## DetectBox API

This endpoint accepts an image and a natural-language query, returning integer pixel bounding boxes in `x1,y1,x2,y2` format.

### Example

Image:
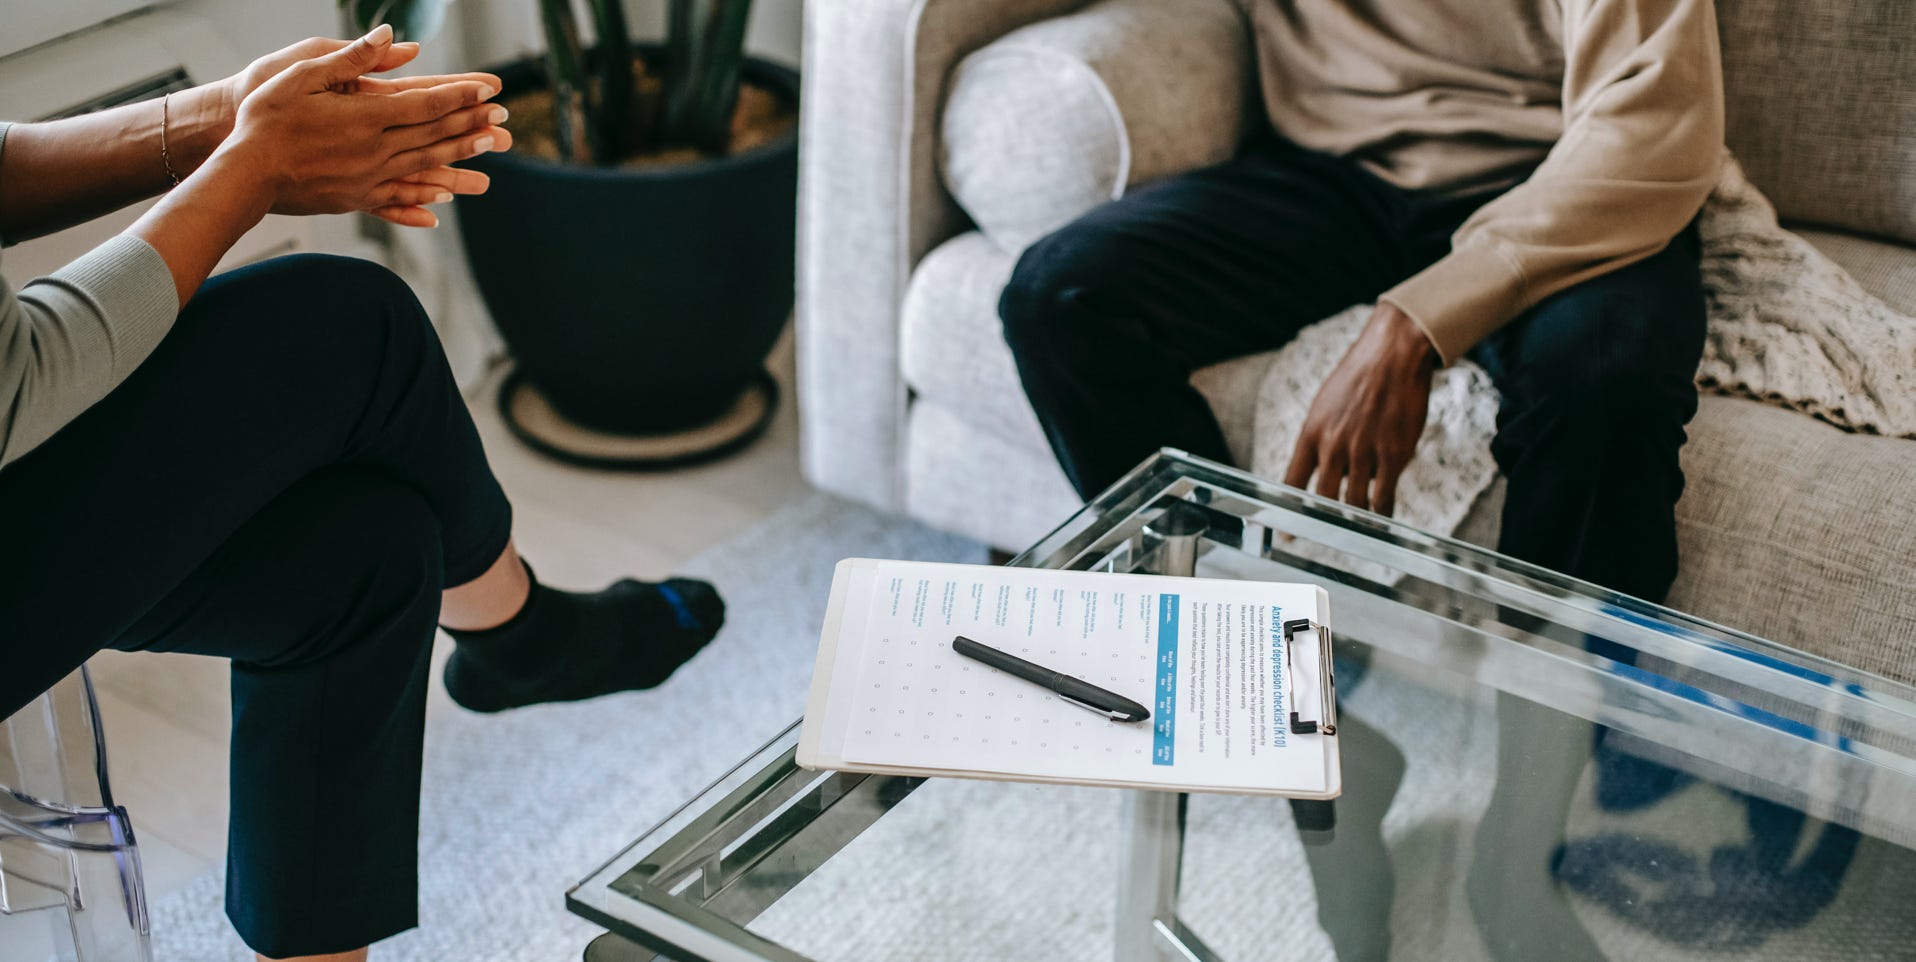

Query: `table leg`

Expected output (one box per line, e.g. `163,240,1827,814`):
1115,790,1193,962
1144,501,1208,580
1113,503,1212,962
584,931,673,962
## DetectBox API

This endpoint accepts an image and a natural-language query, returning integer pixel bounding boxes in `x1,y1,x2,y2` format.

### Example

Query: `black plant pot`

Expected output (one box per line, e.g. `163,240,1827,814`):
453,52,798,466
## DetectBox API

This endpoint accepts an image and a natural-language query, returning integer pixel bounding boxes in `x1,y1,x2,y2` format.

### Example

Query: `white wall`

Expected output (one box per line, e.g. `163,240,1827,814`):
1,0,149,58
175,0,339,59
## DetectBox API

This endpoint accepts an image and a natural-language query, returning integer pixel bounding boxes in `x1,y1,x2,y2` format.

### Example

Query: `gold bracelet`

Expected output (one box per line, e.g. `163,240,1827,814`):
160,92,182,187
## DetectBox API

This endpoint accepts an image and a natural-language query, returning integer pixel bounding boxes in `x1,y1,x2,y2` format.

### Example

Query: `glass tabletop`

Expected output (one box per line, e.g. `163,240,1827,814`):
569,450,1916,962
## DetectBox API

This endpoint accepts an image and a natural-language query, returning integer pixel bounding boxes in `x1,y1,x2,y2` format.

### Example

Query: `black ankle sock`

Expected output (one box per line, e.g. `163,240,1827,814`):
441,564,724,713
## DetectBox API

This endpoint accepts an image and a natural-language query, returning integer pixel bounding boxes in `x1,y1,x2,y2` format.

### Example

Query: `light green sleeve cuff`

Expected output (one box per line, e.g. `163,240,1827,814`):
1,235,179,467
41,234,181,381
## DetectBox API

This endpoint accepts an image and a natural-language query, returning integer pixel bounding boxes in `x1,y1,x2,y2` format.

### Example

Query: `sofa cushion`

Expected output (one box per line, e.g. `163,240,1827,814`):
938,0,1250,252
901,231,1272,464
1667,395,1916,682
905,400,1084,551
1458,395,1916,681
1718,0,1916,246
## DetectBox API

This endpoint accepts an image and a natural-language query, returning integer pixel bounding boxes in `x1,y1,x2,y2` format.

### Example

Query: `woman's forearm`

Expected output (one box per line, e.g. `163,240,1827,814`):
126,143,273,307
0,82,231,244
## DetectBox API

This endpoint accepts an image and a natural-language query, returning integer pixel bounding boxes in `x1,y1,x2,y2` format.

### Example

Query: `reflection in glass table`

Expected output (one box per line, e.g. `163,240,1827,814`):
569,450,1916,962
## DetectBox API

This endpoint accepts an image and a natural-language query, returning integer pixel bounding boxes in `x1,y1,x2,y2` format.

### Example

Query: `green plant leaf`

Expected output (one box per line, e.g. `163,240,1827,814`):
585,0,634,163
658,0,705,150
688,0,752,153
539,0,598,164
659,0,754,154
337,0,453,43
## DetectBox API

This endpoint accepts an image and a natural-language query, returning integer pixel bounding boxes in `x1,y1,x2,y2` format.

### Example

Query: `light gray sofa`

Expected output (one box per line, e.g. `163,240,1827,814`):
795,0,1916,681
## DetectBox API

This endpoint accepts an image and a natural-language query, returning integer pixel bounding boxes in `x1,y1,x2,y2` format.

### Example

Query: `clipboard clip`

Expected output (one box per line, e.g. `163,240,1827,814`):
1282,618,1337,736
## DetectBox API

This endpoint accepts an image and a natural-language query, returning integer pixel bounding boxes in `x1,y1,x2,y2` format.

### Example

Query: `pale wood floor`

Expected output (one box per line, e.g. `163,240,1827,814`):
81,332,811,904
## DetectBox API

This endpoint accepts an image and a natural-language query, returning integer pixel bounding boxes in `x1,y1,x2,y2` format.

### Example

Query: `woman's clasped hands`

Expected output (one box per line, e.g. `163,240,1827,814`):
205,24,511,228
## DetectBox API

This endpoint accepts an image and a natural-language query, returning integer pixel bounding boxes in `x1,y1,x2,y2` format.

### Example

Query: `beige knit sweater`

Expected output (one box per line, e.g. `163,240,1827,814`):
1247,0,1726,362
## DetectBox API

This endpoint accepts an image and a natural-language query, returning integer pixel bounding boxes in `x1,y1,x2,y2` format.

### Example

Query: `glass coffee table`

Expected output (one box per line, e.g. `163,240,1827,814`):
570,451,1916,961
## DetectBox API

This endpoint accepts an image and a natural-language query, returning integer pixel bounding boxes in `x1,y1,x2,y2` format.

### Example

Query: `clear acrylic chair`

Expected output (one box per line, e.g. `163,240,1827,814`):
0,667,151,962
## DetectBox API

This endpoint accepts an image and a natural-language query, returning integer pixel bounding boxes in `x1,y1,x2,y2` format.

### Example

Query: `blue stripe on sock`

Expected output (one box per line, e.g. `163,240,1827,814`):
656,583,700,630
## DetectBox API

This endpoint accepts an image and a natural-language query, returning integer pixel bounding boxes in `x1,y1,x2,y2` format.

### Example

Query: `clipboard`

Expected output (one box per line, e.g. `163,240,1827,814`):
1283,618,1338,737
798,559,1343,799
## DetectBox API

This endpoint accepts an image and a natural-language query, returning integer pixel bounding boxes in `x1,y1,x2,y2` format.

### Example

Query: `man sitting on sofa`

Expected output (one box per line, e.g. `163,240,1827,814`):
999,0,1724,606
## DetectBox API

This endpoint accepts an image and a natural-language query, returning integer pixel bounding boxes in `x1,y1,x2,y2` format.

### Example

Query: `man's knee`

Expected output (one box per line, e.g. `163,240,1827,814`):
1510,251,1707,424
998,222,1139,354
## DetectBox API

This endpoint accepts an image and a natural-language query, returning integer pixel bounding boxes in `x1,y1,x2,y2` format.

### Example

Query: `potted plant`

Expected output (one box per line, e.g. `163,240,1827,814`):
342,0,797,468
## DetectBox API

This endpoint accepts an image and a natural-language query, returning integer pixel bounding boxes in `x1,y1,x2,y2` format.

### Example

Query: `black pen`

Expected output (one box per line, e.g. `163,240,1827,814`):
952,636,1151,723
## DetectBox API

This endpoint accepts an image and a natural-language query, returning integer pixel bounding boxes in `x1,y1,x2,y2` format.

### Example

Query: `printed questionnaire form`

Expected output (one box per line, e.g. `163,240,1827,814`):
837,561,1329,792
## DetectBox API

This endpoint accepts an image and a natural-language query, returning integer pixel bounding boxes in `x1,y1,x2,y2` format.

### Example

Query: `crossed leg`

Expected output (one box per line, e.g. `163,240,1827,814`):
0,253,512,959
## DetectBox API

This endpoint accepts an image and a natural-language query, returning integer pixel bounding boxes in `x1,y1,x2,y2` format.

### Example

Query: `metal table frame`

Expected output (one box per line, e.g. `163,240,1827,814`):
568,450,1916,962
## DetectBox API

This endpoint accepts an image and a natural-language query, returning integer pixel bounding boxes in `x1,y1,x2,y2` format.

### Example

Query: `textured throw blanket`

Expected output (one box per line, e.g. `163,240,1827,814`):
1250,155,1916,538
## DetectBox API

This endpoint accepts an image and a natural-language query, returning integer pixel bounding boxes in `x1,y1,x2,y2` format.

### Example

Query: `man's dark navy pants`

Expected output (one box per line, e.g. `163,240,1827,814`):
999,133,1708,603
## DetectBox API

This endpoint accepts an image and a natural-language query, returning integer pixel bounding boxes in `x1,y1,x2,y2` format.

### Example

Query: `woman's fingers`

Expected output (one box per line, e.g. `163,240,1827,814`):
367,181,457,209
246,36,349,84
351,71,502,96
325,41,420,91
384,165,490,195
375,81,500,127
373,41,422,74
294,37,350,55
296,24,395,90
363,167,489,227
383,127,510,179
328,47,433,95
368,205,439,228
388,102,508,152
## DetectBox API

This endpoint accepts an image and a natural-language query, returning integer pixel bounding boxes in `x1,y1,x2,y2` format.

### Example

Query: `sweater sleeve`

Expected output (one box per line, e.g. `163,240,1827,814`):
0,123,181,469
1377,0,1725,364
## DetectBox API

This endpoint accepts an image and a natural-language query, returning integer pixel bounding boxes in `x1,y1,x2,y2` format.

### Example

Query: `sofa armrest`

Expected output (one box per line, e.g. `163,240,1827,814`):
798,0,1089,511
940,0,1255,250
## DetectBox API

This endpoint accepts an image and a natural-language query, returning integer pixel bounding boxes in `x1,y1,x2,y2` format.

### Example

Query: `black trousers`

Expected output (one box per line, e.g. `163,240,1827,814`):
0,254,513,957
1000,134,1708,602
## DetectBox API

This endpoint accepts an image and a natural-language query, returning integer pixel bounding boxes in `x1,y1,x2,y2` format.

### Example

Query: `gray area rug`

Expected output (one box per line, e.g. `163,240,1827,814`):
152,492,1916,961
151,492,986,961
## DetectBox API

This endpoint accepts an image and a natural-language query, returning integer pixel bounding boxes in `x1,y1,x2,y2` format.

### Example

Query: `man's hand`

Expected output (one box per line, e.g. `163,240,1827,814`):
1283,303,1439,515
